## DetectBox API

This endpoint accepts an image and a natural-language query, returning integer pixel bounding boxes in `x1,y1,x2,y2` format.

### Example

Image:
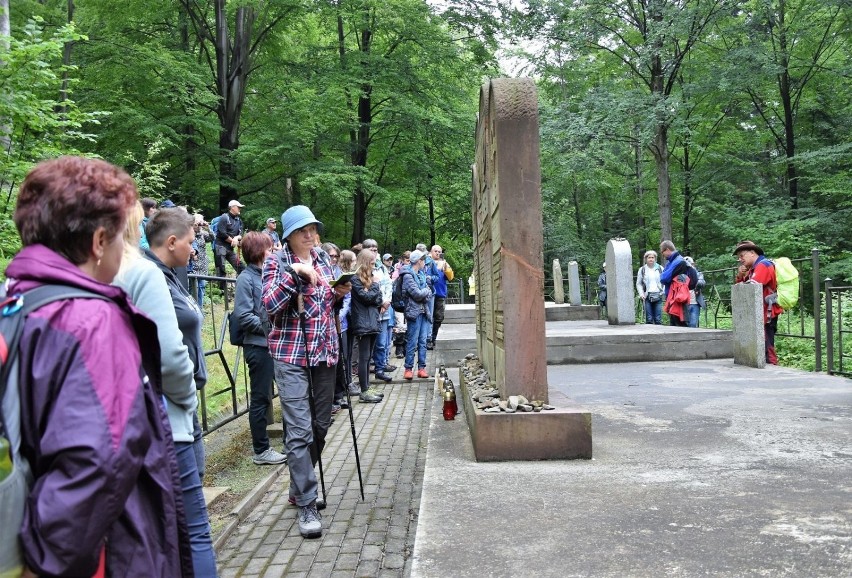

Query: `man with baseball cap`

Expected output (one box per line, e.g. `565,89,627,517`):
733,240,782,364
215,199,245,276
264,217,282,251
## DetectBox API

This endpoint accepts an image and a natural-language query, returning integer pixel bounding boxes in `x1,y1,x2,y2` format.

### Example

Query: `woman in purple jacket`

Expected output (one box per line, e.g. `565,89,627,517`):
5,157,192,577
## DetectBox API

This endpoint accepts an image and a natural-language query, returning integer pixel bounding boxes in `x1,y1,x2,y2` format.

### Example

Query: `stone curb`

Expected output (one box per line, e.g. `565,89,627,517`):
212,462,287,552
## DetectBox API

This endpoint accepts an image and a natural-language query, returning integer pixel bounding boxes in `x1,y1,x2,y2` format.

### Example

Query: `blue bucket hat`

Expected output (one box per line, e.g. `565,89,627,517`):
281,205,323,240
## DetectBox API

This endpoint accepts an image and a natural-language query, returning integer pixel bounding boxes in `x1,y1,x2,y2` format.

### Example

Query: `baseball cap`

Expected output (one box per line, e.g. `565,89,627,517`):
228,199,245,208
410,250,427,263
266,217,276,224
160,199,176,208
382,253,392,261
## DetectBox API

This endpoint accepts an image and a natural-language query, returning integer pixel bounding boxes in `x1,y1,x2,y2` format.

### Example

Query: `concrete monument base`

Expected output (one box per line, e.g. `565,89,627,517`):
457,369,592,461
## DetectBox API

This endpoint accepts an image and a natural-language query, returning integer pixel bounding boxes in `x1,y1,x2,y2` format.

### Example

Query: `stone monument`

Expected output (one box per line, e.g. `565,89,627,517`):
568,261,581,306
605,238,636,325
466,78,592,461
732,282,766,368
553,259,565,304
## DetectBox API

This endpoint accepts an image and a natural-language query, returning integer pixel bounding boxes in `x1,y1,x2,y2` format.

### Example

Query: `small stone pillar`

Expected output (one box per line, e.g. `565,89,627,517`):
732,283,766,368
568,261,581,306
605,238,635,325
552,259,565,304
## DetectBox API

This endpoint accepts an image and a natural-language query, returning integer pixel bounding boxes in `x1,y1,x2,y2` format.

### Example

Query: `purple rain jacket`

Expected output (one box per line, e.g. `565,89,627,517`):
4,244,193,577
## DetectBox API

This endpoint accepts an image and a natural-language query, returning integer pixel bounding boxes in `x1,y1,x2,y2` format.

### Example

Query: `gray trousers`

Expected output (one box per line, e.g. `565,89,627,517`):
275,360,335,506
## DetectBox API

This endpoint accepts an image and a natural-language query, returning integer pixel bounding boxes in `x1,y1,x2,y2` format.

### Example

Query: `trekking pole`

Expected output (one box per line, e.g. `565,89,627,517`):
296,292,327,504
337,312,365,500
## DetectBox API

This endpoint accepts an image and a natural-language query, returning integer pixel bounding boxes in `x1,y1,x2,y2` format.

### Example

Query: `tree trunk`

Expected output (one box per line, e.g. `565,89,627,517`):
214,1,254,211
777,0,798,209
0,0,11,158
348,22,373,245
681,141,692,252
634,129,646,249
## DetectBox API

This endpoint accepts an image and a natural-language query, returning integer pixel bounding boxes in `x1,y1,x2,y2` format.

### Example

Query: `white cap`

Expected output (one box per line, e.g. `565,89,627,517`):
228,199,245,208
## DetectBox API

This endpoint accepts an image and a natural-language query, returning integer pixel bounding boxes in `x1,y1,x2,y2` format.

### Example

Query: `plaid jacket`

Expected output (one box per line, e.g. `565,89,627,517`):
262,245,339,366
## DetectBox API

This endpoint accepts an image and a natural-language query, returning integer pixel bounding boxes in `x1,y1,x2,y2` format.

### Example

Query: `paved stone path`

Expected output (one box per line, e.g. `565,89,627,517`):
216,378,432,577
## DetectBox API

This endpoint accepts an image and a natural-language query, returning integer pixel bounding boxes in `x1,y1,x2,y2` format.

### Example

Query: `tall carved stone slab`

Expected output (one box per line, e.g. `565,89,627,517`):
605,239,636,325
472,79,548,402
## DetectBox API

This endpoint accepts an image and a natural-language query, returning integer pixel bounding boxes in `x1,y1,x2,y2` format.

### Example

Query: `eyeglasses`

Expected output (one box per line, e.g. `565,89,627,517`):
328,253,339,259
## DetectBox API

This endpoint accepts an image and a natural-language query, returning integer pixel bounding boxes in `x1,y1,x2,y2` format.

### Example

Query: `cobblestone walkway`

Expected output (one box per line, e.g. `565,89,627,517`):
217,379,433,577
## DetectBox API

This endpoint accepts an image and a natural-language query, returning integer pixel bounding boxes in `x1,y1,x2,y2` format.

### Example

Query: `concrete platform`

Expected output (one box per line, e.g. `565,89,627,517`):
434,319,733,366
412,360,852,577
444,302,600,324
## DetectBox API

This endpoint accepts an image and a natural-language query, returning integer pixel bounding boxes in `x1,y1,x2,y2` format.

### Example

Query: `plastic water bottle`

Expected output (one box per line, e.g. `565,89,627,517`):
0,436,12,482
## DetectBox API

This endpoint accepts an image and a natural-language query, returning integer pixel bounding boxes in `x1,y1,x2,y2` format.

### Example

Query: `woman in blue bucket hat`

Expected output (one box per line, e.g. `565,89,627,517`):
261,205,351,539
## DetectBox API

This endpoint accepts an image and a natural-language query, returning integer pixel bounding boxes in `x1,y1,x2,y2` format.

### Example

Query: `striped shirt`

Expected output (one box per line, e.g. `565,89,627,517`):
262,245,339,367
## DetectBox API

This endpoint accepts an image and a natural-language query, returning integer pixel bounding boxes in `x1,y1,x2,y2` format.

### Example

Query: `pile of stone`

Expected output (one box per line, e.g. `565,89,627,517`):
459,353,555,414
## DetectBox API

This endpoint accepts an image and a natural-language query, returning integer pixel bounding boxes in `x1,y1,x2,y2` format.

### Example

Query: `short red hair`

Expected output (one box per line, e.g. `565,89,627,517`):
15,156,137,264
241,231,273,265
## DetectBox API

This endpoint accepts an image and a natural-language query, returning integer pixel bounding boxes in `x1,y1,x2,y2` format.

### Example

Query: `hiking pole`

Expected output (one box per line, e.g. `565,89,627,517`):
337,312,365,500
296,292,327,504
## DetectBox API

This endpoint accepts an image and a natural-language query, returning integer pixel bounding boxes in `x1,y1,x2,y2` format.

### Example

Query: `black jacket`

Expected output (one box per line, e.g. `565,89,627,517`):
349,276,382,336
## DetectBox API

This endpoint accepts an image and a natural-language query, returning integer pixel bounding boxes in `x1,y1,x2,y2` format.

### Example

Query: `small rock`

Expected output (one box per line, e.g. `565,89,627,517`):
533,406,542,412
508,396,519,410
484,407,501,413
543,404,556,410
504,407,516,413
517,395,529,405
518,404,534,412
498,400,508,410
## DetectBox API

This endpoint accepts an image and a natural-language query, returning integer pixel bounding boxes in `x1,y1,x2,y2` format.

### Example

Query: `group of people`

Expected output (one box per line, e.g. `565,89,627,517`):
5,157,213,576
599,238,781,365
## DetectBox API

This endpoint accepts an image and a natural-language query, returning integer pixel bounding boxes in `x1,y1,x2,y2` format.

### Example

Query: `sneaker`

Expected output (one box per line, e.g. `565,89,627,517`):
374,372,392,383
417,368,429,379
426,341,434,350
338,399,349,409
404,369,413,380
331,404,341,415
298,503,323,538
359,390,382,403
395,350,404,359
289,496,326,511
253,447,287,465
348,382,361,395
365,387,384,397
384,364,398,372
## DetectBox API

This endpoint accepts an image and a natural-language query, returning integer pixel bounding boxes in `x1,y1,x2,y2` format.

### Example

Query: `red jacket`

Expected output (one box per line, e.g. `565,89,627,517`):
748,255,783,322
664,275,690,322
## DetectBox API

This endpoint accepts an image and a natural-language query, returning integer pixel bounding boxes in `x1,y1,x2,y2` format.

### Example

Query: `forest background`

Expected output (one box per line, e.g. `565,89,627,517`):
1,0,850,289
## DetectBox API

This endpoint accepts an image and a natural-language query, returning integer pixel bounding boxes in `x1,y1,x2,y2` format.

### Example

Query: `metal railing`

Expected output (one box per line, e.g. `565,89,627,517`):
825,279,852,377
188,273,251,435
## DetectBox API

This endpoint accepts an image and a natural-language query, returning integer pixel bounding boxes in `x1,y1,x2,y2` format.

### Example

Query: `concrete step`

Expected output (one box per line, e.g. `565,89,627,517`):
433,319,732,365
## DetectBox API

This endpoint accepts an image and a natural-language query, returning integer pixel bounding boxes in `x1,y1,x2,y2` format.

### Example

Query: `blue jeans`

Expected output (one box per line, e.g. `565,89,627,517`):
687,304,701,328
644,298,663,324
196,279,207,308
275,361,335,506
373,318,390,371
425,295,435,343
175,440,217,576
405,314,429,370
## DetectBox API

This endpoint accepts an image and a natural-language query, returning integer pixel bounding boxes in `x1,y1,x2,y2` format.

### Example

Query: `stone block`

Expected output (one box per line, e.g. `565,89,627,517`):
568,261,582,306
732,282,766,368
606,238,636,325
553,259,565,304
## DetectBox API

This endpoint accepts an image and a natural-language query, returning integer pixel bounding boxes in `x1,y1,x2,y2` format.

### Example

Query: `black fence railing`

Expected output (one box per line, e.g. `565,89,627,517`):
188,273,251,435
825,280,852,377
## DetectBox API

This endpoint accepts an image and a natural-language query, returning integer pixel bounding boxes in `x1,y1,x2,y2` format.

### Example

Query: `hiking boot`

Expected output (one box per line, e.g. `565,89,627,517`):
298,503,323,538
359,390,383,403
404,369,413,380
365,387,384,398
417,368,429,379
289,495,326,511
253,447,287,465
383,364,398,372
374,372,392,382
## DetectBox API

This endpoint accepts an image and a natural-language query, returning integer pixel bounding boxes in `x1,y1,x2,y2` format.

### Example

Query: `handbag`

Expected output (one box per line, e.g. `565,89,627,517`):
228,310,244,346
647,291,662,303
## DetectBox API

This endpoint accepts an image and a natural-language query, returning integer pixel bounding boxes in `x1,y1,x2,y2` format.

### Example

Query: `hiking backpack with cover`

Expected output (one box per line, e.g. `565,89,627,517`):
773,257,799,310
0,284,109,576
391,271,409,313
